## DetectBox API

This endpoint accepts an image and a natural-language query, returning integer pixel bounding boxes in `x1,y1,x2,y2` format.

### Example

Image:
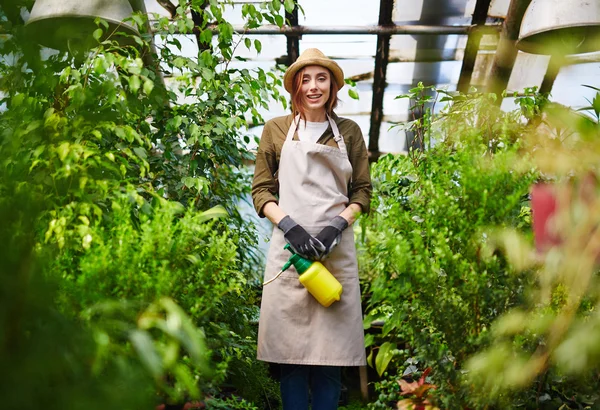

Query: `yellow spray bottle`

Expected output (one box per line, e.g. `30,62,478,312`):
279,243,343,307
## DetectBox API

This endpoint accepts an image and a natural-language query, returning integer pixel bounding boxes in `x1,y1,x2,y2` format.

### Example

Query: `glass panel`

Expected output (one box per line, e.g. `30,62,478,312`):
394,0,471,24
464,0,510,19
552,63,600,109
300,0,380,26
386,60,463,87
390,34,467,63
507,52,550,92
144,0,172,18
489,0,511,18
471,52,494,88
300,35,376,58
234,35,287,60
221,2,249,26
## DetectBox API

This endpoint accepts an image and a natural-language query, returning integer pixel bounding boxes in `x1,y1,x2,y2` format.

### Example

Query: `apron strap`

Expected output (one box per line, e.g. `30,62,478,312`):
285,114,348,155
327,115,348,154
285,115,300,142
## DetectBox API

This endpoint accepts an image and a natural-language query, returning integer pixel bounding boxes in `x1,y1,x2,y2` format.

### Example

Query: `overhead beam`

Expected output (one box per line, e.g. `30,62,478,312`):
157,23,502,36
191,1,211,51
368,0,394,162
457,0,493,93
539,55,561,96
284,4,300,65
487,0,532,103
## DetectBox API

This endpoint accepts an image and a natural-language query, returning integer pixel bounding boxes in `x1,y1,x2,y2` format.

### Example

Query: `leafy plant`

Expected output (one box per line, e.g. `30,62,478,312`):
465,91,600,408
1,0,295,406
397,368,438,410
359,87,540,408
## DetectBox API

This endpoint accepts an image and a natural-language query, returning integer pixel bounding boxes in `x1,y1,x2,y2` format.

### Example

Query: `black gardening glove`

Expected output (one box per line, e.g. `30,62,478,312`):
315,216,348,259
278,216,325,260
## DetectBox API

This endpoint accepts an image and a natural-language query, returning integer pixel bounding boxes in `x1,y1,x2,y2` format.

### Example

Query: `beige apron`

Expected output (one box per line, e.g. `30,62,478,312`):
257,115,366,366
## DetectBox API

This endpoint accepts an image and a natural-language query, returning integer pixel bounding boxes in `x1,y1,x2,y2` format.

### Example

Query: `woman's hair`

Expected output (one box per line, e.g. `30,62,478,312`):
291,66,339,121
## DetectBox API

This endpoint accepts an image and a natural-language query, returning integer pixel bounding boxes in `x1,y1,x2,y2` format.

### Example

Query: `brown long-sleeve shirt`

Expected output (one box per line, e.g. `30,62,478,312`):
251,113,372,218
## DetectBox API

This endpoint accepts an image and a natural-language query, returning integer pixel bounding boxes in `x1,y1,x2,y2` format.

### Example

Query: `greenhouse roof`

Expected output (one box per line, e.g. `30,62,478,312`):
144,0,600,155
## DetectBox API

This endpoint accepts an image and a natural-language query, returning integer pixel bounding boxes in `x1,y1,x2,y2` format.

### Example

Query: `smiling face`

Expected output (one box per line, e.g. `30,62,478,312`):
299,65,331,120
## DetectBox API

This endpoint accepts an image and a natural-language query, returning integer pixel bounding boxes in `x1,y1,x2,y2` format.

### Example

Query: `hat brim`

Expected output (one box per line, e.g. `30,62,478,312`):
283,58,345,93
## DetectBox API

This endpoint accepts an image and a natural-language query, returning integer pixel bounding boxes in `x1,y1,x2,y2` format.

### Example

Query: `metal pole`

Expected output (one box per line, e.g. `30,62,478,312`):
487,0,532,103
285,4,300,65
457,0,493,93
164,23,502,36
368,0,394,162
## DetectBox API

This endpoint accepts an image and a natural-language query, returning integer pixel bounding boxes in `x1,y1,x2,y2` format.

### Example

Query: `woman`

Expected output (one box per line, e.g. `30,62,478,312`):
251,48,372,410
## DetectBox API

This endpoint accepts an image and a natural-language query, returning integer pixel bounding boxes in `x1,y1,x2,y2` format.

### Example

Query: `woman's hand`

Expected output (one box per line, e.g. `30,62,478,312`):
278,215,325,259
315,216,348,259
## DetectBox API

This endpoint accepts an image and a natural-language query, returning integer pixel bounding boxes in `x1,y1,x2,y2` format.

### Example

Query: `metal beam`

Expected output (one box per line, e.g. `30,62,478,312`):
487,0,532,103
457,0,493,93
129,0,167,93
157,23,502,36
539,55,561,96
367,0,394,162
284,5,300,65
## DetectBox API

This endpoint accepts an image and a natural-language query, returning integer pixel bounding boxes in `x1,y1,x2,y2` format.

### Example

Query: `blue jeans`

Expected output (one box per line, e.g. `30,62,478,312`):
280,364,341,410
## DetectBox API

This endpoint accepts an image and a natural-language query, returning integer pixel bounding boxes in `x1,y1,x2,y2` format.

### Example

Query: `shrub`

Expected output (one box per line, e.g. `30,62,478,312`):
359,86,539,408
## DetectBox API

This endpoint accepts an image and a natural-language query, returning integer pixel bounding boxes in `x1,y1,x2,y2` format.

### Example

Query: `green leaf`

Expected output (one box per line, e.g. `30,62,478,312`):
133,147,147,160
96,17,109,30
274,14,284,28
93,58,107,75
254,39,262,53
185,18,195,31
198,205,228,223
375,341,396,376
244,37,251,50
284,0,295,13
92,28,103,41
201,68,214,81
11,93,25,107
348,88,359,100
218,22,233,41
129,329,163,380
582,84,600,92
592,93,600,116
271,0,282,12
143,78,154,95
200,28,212,45
130,14,145,30
128,75,141,93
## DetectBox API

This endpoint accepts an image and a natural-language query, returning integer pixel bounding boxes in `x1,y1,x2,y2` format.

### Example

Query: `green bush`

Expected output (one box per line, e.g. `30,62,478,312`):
359,86,539,408
465,91,600,408
0,0,291,407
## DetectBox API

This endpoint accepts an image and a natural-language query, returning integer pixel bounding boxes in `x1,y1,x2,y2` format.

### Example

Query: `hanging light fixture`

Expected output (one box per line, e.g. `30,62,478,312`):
25,0,140,52
517,0,600,55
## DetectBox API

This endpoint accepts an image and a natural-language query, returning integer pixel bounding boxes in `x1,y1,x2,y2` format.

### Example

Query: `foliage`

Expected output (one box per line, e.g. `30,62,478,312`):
52,193,239,400
465,90,600,408
1,126,169,410
0,0,289,269
359,84,539,409
0,0,294,407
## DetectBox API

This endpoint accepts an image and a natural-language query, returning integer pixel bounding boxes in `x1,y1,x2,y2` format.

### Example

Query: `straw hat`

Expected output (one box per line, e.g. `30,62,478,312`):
283,48,345,93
